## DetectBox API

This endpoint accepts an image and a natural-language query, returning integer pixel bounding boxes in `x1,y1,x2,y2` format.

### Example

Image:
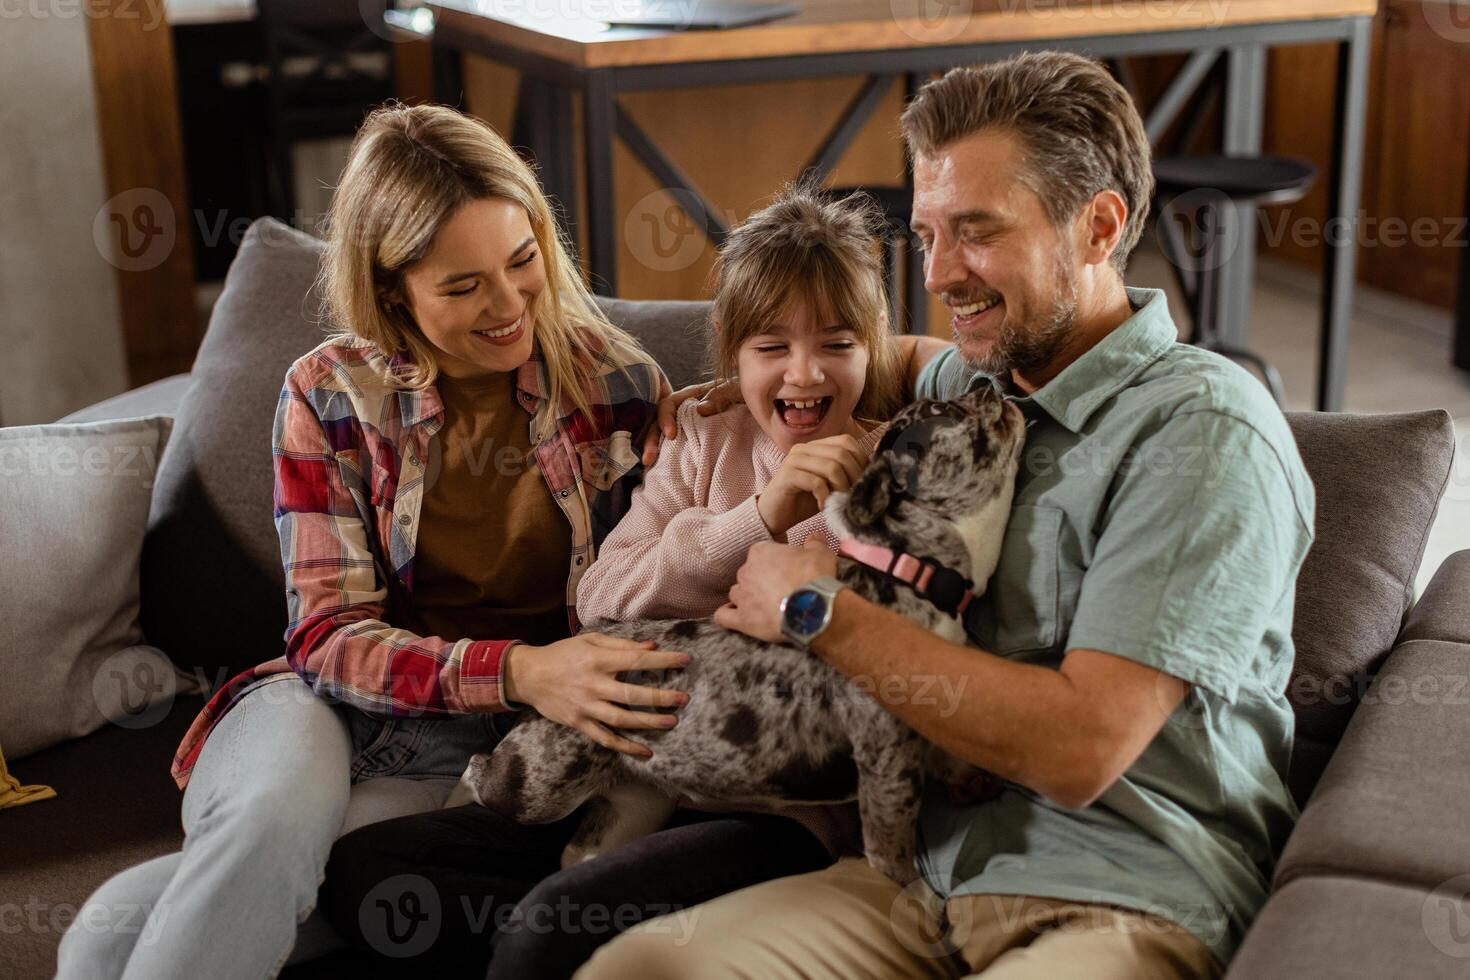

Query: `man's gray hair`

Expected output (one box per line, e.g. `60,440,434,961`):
900,51,1154,272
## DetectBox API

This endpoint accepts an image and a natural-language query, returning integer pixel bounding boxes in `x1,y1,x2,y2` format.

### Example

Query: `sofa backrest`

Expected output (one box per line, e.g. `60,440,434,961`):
140,218,713,688
142,218,1455,809
1280,409,1454,802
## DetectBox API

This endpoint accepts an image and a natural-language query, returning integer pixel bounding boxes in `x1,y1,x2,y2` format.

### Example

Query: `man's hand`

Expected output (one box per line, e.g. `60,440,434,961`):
641,377,744,466
714,539,837,643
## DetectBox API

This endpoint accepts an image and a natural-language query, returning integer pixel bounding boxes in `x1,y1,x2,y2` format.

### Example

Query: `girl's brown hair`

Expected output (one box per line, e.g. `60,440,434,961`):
316,101,636,437
711,182,903,421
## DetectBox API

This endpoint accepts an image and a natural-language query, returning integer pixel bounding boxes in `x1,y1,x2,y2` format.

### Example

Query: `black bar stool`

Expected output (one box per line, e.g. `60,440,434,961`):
824,185,926,335
1153,154,1318,405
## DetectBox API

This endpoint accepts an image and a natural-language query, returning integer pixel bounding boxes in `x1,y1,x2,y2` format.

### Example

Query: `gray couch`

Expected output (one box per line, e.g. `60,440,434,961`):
4,218,1465,979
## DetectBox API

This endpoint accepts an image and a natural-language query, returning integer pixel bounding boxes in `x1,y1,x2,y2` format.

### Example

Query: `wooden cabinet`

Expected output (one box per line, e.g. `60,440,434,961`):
1261,1,1469,310
88,0,200,384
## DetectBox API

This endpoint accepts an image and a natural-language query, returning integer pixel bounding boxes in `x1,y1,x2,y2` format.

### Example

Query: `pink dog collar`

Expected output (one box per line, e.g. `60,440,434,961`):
837,539,977,619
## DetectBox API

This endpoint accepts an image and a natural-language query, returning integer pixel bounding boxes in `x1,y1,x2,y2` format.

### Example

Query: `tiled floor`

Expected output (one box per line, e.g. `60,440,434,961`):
1129,246,1470,595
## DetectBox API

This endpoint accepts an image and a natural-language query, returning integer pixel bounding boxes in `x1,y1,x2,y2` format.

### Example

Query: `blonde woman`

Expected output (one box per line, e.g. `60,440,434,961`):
58,103,684,980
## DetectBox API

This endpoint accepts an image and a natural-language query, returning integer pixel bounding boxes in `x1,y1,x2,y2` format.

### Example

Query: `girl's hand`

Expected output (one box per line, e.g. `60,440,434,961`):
642,378,744,466
755,433,869,538
502,634,690,758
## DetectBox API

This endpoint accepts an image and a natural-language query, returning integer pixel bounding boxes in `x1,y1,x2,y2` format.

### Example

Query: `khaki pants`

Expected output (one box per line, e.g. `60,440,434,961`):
575,857,1223,980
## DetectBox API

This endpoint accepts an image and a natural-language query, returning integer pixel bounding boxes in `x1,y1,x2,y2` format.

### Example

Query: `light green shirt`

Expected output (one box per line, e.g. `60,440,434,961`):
914,287,1314,964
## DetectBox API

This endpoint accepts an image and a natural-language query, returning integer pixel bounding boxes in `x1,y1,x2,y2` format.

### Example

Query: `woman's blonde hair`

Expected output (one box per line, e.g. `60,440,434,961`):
317,101,635,435
711,182,903,422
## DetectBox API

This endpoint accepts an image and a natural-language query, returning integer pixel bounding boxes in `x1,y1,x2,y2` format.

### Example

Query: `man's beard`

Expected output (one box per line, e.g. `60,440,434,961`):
962,247,1079,379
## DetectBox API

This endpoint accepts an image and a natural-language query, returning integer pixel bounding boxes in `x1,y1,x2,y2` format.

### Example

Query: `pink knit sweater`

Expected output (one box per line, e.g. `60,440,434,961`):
577,401,886,622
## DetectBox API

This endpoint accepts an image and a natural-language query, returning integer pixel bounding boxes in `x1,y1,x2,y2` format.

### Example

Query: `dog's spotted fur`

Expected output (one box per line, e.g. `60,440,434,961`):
447,386,1026,884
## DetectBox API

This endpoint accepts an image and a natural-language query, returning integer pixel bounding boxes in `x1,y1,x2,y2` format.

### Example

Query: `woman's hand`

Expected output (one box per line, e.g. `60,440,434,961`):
502,634,690,758
755,434,869,538
641,377,744,466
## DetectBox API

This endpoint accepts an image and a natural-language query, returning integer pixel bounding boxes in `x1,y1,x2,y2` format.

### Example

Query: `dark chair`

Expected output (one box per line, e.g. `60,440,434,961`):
258,0,396,222
825,185,927,335
1153,154,1318,405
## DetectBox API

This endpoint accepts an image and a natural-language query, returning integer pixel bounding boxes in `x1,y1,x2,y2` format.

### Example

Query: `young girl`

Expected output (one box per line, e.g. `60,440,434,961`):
58,103,678,979
577,183,904,621
316,184,907,980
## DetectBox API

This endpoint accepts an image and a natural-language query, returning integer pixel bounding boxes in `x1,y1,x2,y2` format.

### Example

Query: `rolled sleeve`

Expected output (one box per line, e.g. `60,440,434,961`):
1065,411,1314,703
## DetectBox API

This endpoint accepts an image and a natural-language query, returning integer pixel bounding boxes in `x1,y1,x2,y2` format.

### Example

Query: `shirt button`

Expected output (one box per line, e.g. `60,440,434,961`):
408,453,420,466
398,514,411,526
575,556,583,566
559,489,571,498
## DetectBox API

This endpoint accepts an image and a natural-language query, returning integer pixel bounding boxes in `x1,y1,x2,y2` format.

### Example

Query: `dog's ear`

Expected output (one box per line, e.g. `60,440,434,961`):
844,461,895,526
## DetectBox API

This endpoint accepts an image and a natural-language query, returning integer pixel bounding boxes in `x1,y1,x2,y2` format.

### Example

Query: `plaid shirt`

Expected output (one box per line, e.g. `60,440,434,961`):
171,330,669,788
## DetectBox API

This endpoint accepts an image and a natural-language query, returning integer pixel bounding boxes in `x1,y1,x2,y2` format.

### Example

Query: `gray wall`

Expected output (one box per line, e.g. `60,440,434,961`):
0,11,129,426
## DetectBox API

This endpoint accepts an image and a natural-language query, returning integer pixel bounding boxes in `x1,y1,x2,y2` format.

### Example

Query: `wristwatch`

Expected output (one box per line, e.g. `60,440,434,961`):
780,576,847,649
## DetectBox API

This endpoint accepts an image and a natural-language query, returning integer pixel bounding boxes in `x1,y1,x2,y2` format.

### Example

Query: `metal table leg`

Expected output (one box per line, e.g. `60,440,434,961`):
517,78,580,260
1458,132,1470,371
430,37,464,106
583,70,618,295
904,72,928,336
1217,42,1266,351
546,84,579,251
1318,16,1371,411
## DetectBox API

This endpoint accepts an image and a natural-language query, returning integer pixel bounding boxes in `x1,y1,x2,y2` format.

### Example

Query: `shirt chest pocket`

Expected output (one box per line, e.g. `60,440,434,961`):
978,503,1066,657
582,431,640,492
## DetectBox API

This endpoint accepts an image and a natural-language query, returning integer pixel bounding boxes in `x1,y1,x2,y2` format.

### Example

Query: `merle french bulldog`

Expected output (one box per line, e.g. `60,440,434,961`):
446,385,1026,884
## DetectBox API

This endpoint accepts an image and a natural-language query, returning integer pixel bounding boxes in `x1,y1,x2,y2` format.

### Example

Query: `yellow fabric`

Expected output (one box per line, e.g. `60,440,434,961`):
0,741,56,809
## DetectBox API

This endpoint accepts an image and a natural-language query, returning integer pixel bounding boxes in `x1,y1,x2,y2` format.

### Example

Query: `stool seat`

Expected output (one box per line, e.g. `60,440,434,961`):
1154,154,1318,206
1152,155,1319,407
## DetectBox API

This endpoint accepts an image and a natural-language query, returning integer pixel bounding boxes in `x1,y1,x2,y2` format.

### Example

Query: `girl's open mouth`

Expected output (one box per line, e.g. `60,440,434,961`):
775,396,832,432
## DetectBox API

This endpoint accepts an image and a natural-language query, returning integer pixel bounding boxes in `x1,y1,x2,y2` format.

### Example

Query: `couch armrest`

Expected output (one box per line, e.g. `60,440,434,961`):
1235,618,1470,975
1401,549,1470,646
58,374,192,424
1273,630,1470,891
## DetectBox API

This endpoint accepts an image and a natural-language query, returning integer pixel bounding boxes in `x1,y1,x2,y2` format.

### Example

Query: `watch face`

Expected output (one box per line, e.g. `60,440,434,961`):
783,588,828,638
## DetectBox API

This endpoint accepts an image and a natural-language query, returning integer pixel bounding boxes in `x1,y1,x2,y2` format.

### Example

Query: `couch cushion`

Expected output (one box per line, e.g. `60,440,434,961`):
598,298,712,392
60,374,193,425
1227,876,1470,979
1400,549,1470,646
140,220,331,684
1283,409,1455,803
0,417,184,759
0,695,203,980
142,219,717,685
1274,636,1470,892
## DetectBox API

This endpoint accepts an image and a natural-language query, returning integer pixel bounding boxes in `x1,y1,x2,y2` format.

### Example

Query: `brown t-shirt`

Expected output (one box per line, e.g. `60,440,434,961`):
398,370,574,648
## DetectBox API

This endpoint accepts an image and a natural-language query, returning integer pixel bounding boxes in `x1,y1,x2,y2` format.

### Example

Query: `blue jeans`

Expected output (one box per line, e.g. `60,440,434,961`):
55,675,498,980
